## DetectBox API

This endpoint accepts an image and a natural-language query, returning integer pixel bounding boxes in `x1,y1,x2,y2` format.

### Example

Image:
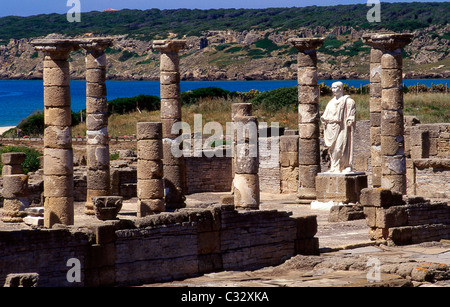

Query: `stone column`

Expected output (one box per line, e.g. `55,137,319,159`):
288,38,324,204
362,33,413,194
136,122,165,216
153,40,187,211
1,153,29,222
79,38,114,215
362,35,383,187
32,38,78,228
233,114,260,210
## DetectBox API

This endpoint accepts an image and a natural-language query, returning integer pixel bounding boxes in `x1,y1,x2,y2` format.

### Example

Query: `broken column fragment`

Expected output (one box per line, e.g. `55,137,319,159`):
1,153,29,222
233,114,260,210
136,122,165,216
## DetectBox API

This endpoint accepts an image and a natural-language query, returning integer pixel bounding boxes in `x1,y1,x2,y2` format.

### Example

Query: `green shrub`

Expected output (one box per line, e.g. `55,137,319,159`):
250,86,297,112
0,146,42,175
108,94,160,114
118,50,139,62
16,111,45,136
181,87,232,105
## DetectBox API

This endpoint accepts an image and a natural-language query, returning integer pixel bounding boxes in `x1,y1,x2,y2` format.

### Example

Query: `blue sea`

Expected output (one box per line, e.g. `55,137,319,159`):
0,79,447,127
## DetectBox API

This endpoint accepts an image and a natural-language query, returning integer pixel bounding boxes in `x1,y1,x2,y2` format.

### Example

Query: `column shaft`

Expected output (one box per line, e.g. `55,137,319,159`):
153,40,187,210
289,38,324,204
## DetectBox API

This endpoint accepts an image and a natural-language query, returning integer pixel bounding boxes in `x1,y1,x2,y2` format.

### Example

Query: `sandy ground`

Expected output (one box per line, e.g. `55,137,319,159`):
0,126,15,134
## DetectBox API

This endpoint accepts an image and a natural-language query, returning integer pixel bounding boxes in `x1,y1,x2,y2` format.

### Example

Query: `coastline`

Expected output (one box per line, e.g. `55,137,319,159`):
0,126,15,135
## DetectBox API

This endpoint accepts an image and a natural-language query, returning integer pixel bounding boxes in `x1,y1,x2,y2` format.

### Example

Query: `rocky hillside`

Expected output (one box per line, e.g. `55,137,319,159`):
0,6,449,81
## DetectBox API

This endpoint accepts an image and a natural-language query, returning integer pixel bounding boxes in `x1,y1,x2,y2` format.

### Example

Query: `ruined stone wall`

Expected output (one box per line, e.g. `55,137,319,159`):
185,154,232,194
0,205,318,286
362,188,450,246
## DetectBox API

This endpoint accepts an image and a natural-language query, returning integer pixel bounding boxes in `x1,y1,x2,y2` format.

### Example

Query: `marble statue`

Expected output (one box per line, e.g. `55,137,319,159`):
320,81,356,173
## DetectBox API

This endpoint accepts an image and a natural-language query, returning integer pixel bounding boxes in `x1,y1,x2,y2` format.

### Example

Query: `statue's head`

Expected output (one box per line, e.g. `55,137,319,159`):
331,81,344,96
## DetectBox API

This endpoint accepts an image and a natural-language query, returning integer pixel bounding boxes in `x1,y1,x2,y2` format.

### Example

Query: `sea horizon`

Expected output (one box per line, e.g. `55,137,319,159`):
0,78,448,127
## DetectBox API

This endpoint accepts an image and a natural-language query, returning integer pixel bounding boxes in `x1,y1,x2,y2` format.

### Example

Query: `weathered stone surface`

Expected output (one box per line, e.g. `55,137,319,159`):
44,86,71,107
92,196,123,221
43,148,73,175
44,106,72,126
137,139,163,161
137,179,164,199
137,160,164,179
44,196,74,227
233,173,260,210
2,152,26,165
2,175,29,198
44,126,72,149
137,199,165,217
44,175,73,197
360,188,404,208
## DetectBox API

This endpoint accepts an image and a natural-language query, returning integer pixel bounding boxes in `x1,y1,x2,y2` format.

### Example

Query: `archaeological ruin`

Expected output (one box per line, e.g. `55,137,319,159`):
0,32,449,287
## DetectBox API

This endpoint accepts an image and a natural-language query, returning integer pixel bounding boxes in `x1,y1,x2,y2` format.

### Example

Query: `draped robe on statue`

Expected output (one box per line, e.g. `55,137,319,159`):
321,95,356,173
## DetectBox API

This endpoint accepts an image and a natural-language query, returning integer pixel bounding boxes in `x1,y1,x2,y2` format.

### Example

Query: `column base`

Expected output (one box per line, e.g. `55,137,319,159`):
297,187,317,204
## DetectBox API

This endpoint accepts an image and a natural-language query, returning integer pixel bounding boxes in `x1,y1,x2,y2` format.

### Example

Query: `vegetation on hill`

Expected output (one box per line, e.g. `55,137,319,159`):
0,3,448,41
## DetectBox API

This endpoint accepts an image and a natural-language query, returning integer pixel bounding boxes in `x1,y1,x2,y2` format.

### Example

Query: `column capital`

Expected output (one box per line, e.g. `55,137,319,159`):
362,33,413,51
288,37,324,52
31,38,80,56
79,37,115,51
152,39,187,53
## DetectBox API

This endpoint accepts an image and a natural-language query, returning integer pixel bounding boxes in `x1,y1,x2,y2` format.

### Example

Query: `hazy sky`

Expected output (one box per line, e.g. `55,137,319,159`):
0,0,446,17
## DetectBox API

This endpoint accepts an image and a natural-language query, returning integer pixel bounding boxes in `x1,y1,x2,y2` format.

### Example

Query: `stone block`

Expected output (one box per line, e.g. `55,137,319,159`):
44,126,72,149
370,97,382,113
86,97,108,114
376,206,408,228
370,127,381,146
360,188,404,208
370,112,381,127
295,215,317,239
279,135,299,152
86,113,108,131
160,99,182,119
298,85,319,105
43,67,70,86
160,71,180,85
137,179,164,199
297,51,317,68
160,52,180,71
87,169,110,190
299,138,320,165
280,152,299,167
381,174,406,194
44,106,72,126
297,66,318,85
388,226,412,245
328,204,365,222
161,118,181,138
299,123,319,139
2,164,23,175
137,139,163,160
86,68,106,83
381,68,402,89
137,159,164,179
43,148,74,175
2,152,26,165
295,237,319,255
86,52,107,69
370,83,382,98
233,173,259,210
160,83,181,99
86,82,107,98
381,135,404,156
299,165,320,188
137,199,165,217
364,206,377,227
44,175,73,197
231,103,252,120
44,196,74,227
298,103,319,123
137,122,162,140
381,50,402,69
315,173,368,203
87,145,110,170
44,86,71,107
381,110,404,137
370,48,383,63
2,175,29,198
381,88,403,110
370,63,382,83
382,155,406,175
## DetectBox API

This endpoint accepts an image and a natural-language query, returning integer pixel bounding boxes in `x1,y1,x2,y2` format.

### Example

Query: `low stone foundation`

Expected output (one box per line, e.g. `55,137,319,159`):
0,204,318,287
361,188,450,245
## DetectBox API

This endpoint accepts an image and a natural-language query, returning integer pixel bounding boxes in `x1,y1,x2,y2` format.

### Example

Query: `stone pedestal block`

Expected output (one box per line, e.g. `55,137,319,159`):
315,172,368,204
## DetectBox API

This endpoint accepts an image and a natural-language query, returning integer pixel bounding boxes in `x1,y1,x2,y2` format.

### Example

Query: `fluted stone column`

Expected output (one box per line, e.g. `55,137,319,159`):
289,38,324,204
362,33,413,194
233,114,260,210
136,122,165,216
362,35,383,187
153,40,187,211
1,153,29,222
80,38,114,215
32,38,78,228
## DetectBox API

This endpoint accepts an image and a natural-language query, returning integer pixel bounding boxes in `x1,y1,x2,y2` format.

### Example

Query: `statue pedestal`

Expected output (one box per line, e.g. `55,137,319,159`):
315,172,368,204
